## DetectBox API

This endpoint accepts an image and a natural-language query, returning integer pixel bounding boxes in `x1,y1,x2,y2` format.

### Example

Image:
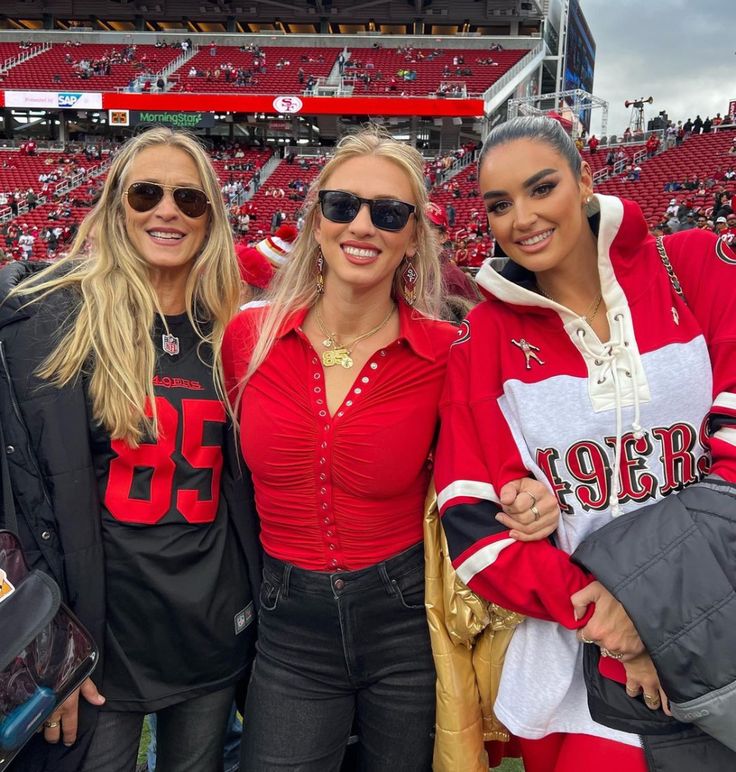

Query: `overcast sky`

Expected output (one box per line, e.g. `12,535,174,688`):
579,0,734,138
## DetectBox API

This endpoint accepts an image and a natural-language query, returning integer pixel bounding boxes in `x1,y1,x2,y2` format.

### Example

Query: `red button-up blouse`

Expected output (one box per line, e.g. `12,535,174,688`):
222,301,457,570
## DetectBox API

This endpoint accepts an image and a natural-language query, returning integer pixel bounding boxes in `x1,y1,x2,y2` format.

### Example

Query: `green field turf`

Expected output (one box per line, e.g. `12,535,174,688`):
496,758,525,771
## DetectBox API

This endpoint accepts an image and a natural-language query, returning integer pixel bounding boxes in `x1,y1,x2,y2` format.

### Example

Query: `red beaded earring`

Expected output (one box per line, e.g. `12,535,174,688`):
401,256,418,305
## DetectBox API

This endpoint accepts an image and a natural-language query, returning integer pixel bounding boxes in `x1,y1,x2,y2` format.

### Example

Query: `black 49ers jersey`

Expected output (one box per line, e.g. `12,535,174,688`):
90,312,253,712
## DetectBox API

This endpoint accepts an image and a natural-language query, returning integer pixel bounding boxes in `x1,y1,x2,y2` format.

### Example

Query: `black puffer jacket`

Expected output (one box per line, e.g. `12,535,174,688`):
573,478,736,771
0,262,262,771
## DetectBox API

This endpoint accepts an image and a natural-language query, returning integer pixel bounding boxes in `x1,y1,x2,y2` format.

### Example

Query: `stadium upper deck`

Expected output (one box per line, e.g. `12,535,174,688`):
0,0,546,36
0,31,544,134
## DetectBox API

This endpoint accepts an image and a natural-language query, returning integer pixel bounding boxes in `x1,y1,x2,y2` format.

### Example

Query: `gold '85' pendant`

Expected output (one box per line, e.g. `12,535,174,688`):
322,348,354,368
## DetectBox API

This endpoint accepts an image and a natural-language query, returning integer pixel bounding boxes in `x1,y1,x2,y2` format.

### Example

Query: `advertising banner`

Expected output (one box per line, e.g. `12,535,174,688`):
5,91,103,110
130,110,216,128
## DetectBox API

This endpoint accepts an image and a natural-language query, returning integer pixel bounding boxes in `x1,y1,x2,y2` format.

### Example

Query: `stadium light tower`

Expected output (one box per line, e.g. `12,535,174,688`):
624,96,653,135
507,89,609,139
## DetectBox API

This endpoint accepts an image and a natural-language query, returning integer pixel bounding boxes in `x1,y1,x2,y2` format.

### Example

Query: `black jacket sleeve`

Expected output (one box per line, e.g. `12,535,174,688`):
572,479,736,752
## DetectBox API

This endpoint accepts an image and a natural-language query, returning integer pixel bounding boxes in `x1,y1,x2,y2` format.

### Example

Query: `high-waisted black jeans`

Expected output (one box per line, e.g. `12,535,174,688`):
240,542,435,772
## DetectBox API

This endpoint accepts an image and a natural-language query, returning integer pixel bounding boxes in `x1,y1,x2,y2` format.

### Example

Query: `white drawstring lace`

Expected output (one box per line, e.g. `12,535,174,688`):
576,313,643,516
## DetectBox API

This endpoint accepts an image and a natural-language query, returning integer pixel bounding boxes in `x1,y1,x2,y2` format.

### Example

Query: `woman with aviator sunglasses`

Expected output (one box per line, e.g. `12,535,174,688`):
0,127,261,772
221,125,559,771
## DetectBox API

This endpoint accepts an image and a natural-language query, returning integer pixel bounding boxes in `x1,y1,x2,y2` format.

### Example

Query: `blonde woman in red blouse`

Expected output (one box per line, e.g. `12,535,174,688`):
222,126,558,772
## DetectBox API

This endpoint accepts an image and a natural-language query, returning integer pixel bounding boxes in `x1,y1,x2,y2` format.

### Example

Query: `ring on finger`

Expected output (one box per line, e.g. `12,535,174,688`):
625,686,639,697
530,504,541,521
580,634,596,645
524,491,538,508
605,649,625,661
644,693,660,707
44,720,60,729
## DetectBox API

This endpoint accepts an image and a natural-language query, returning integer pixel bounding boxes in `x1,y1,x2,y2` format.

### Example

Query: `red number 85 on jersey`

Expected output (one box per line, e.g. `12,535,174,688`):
105,396,226,525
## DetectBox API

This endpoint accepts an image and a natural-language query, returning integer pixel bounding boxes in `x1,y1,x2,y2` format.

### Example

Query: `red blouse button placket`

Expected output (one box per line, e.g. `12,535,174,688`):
310,363,346,569
309,353,384,569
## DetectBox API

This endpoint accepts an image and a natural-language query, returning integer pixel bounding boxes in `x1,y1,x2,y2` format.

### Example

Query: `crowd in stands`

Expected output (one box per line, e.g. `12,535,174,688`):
683,113,733,134
424,141,478,188
0,41,180,93
651,185,736,242
0,39,525,97
342,42,519,96
0,144,110,260
227,151,329,241
65,43,138,79
436,82,465,98
626,120,735,233
0,112,732,266
0,219,80,263
186,44,271,88
177,44,332,94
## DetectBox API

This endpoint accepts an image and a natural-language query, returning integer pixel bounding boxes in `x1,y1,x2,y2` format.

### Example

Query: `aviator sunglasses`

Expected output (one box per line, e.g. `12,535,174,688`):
125,181,210,218
318,190,416,232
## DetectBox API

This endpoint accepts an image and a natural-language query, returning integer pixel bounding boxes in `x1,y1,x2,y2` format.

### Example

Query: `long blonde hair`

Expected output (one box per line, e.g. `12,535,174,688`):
10,127,240,445
246,124,442,383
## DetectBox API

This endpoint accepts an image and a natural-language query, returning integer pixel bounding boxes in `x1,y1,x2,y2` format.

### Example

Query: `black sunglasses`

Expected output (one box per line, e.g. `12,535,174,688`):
318,190,416,232
125,181,210,218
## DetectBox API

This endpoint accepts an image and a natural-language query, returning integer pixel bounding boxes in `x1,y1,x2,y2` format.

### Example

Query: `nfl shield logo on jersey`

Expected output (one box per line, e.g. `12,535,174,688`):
162,333,180,356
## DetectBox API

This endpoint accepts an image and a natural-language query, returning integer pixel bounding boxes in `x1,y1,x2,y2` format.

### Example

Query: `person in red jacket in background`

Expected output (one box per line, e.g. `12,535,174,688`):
464,234,490,268
425,201,479,306
454,237,469,267
234,223,298,307
235,239,274,305
645,133,660,158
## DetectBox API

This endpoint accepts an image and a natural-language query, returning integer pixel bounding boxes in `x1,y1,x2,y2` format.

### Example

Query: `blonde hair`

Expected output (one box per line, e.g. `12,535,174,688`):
246,124,442,384
10,127,240,445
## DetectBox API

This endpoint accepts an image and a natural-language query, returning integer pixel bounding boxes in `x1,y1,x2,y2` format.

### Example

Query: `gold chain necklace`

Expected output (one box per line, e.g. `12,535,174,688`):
315,303,395,369
537,285,603,324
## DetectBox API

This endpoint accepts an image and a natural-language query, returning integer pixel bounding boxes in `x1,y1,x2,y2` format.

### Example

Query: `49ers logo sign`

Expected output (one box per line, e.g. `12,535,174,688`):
536,421,709,514
273,95,303,114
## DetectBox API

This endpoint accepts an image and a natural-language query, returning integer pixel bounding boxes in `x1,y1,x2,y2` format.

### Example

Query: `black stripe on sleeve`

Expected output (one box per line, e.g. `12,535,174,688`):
709,413,736,435
441,500,505,561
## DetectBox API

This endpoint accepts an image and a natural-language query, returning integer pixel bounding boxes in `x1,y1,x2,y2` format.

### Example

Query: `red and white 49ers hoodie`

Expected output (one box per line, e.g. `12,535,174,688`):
435,193,736,743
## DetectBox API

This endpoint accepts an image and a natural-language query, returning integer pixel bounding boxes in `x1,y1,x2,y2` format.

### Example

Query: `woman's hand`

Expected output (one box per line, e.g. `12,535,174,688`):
496,478,559,541
624,652,671,716
571,581,645,660
43,678,105,746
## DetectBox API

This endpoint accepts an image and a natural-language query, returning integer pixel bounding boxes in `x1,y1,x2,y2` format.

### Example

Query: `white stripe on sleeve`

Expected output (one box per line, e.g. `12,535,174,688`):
437,480,500,511
455,538,516,584
713,392,736,412
713,427,736,447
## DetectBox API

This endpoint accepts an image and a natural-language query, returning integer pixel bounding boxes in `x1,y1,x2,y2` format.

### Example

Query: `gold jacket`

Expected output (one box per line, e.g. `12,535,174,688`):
423,485,524,772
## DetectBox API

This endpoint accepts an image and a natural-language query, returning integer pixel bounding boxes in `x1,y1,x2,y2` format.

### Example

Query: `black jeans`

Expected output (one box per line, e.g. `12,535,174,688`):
241,542,435,772
81,685,235,772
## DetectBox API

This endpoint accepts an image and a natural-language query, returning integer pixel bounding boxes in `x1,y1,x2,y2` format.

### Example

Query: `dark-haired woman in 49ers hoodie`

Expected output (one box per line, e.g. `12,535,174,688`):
435,116,736,772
